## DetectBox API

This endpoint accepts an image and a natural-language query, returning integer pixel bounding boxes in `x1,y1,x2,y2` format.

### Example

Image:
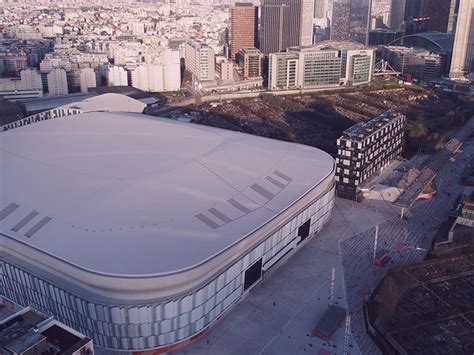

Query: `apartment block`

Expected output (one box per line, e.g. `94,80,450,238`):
107,65,128,86
336,110,406,201
185,41,215,82
47,68,68,96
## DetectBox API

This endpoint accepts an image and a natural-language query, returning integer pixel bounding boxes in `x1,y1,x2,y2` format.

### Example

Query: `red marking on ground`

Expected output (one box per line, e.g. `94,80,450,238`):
132,326,209,354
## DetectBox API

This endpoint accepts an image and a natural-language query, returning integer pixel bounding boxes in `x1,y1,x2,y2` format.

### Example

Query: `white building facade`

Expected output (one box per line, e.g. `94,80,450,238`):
79,67,97,93
0,68,43,100
47,68,69,96
185,41,215,82
107,65,129,86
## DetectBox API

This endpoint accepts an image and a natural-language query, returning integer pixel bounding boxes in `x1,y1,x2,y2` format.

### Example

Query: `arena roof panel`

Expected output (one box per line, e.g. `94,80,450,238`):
0,112,334,276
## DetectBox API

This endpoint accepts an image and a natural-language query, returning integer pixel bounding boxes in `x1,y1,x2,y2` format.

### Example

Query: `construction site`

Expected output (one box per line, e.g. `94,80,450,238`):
178,84,472,157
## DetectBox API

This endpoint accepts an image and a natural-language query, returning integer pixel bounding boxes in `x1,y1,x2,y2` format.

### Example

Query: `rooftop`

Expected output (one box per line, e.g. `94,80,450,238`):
0,112,334,276
289,40,371,53
18,92,96,115
388,31,454,53
341,110,404,140
60,93,146,113
0,304,92,355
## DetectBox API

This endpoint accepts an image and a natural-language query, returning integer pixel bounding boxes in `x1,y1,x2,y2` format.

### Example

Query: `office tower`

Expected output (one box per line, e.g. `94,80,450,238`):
448,0,461,34
420,0,452,32
185,41,215,81
238,47,264,79
229,3,258,60
331,0,372,44
331,0,351,41
79,67,97,93
350,0,372,44
450,0,474,79
404,0,421,19
107,65,128,86
314,0,328,18
260,0,314,54
336,110,406,201
389,0,406,30
47,68,68,96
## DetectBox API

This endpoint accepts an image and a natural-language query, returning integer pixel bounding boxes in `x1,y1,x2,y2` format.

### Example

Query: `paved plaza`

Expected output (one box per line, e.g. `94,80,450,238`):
176,197,389,355
177,119,474,355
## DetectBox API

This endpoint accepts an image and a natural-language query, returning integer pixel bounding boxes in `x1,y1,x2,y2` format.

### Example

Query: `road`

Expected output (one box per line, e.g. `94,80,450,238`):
340,118,474,354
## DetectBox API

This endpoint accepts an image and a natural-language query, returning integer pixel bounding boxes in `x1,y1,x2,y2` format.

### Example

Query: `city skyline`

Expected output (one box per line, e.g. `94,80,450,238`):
1,0,474,353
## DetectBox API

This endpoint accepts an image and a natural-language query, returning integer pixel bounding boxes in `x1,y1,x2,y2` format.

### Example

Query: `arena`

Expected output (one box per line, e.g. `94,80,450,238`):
0,111,335,352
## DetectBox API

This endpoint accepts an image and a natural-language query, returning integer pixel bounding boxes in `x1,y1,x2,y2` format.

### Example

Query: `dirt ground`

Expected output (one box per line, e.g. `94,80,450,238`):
190,86,473,156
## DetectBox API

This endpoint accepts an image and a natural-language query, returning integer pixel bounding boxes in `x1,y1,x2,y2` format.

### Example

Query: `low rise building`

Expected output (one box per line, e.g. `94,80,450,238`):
336,110,406,201
0,68,43,100
237,47,263,79
0,297,94,355
268,42,374,90
383,46,446,81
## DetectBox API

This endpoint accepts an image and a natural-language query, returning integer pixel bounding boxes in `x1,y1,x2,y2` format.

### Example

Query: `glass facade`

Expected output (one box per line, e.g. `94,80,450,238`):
1,184,335,352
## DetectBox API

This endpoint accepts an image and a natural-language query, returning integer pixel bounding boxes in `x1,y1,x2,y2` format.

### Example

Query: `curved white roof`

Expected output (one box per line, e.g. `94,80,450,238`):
59,93,146,113
0,112,334,276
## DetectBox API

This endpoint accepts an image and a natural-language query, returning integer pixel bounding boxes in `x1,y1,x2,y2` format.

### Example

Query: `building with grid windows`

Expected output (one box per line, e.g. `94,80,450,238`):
335,110,406,201
260,0,314,54
229,3,258,61
268,42,374,90
237,47,264,79
0,110,336,353
185,41,215,82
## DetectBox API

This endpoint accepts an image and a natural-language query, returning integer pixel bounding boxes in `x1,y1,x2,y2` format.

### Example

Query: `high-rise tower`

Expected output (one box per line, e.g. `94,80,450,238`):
260,0,314,54
229,3,258,60
450,0,474,79
331,0,371,45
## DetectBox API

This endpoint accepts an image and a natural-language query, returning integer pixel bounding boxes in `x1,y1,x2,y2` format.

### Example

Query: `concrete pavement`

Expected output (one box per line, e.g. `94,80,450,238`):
175,198,389,355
